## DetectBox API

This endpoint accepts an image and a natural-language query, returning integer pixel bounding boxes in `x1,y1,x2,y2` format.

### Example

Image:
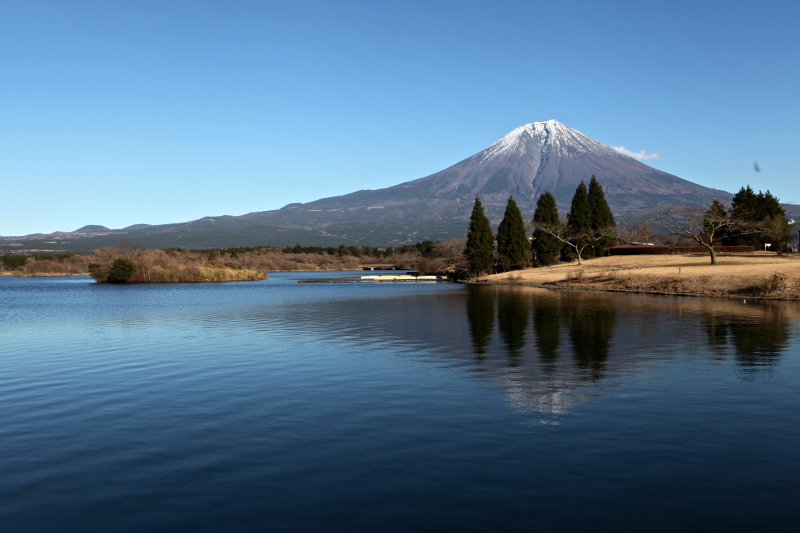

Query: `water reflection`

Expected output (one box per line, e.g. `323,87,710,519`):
498,290,530,364
466,286,494,358
699,302,792,376
3,275,799,531
459,286,799,418
27,274,792,423
463,287,797,377
8,277,795,384
565,294,617,381
532,296,561,370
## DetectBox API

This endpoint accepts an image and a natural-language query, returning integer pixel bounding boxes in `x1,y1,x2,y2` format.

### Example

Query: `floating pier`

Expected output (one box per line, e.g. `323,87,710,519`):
298,274,450,283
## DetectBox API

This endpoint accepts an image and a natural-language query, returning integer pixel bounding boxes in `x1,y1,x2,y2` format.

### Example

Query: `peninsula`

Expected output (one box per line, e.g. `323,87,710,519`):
474,252,800,300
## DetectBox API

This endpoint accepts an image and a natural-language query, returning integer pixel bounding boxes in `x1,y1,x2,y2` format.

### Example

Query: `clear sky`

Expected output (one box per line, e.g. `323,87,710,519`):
2,0,798,235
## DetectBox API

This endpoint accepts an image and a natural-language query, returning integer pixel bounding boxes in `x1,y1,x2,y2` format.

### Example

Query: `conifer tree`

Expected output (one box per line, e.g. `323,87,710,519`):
728,185,760,246
531,191,562,265
588,175,616,256
731,185,758,219
756,190,785,219
729,186,789,249
465,196,494,275
496,195,529,271
566,181,591,257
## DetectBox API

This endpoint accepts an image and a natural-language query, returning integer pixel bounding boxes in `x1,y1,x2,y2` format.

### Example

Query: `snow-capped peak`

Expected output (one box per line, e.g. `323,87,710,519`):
479,120,624,162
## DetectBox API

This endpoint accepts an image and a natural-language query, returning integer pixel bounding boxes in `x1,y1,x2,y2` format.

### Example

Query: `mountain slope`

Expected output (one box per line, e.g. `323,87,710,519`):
3,120,760,251
238,120,732,241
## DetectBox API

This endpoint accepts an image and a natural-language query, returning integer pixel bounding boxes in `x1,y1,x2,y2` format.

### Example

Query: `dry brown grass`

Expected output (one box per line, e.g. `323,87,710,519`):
129,264,265,283
12,256,92,276
477,252,800,299
86,249,267,283
11,272,87,277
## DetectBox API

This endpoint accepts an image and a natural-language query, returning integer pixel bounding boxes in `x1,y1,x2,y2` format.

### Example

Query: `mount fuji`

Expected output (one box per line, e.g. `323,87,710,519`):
3,120,747,250
230,119,733,243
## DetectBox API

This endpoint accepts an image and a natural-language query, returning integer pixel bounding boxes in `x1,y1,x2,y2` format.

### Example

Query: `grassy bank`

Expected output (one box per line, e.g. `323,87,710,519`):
476,252,800,299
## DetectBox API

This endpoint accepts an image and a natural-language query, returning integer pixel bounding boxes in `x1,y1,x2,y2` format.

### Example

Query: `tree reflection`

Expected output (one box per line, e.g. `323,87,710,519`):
532,296,562,370
566,296,618,380
466,286,495,358
702,313,729,356
498,290,530,364
701,304,790,375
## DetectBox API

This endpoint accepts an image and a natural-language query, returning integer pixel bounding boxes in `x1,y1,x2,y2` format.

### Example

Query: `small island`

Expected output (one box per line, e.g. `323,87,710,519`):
86,250,266,283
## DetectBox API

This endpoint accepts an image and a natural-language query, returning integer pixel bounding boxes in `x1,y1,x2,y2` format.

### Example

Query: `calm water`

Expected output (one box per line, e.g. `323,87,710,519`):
1,272,799,532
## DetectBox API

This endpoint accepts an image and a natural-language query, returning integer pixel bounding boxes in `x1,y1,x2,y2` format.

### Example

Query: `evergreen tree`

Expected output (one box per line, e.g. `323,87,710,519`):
107,258,136,283
565,181,590,258
588,176,616,256
729,185,760,246
729,186,788,249
496,195,529,271
704,199,728,232
756,190,785,219
531,191,562,265
731,185,758,219
465,196,494,275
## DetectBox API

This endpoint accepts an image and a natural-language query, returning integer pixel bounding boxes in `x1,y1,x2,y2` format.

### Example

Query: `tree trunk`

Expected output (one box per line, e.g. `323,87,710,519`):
704,244,717,265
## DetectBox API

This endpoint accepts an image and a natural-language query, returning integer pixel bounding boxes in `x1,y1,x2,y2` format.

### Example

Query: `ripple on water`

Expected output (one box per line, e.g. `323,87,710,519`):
1,275,799,531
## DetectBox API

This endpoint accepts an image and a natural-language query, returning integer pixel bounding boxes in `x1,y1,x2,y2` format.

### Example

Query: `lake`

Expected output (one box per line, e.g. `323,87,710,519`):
1,272,798,532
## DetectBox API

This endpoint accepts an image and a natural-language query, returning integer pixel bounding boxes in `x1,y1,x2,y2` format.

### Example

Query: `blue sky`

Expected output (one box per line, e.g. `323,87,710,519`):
2,0,798,235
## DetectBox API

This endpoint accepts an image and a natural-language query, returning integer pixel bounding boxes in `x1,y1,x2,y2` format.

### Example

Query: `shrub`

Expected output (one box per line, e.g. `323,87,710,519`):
565,269,586,282
1,255,27,269
762,272,789,294
107,258,136,283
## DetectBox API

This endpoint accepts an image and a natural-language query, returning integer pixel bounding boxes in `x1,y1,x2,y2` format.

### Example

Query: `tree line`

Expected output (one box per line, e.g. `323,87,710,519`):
650,186,793,264
279,241,441,258
465,178,796,274
466,176,617,274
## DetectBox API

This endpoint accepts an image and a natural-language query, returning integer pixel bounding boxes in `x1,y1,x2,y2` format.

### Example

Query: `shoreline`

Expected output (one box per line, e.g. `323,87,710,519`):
470,252,800,301
467,279,800,301
1,272,88,277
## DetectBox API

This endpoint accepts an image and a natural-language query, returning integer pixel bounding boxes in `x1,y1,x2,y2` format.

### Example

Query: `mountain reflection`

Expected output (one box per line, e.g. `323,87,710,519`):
457,286,798,419
233,278,799,422
466,287,620,379
462,287,794,378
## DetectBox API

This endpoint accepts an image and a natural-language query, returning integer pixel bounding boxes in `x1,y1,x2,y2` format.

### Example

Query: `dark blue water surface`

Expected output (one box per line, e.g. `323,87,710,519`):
1,273,798,532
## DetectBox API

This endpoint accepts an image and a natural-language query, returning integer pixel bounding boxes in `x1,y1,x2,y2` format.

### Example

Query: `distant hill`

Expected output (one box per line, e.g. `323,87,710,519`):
3,120,795,252
74,225,110,233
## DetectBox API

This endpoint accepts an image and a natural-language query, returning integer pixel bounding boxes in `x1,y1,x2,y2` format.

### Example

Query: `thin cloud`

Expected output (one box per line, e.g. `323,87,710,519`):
612,146,661,161
716,147,730,154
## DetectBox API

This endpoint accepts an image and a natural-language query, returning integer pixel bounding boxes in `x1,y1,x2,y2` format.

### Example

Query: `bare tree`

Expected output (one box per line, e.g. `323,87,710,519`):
118,238,145,259
529,218,617,265
616,216,657,245
435,238,469,274
650,201,756,265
